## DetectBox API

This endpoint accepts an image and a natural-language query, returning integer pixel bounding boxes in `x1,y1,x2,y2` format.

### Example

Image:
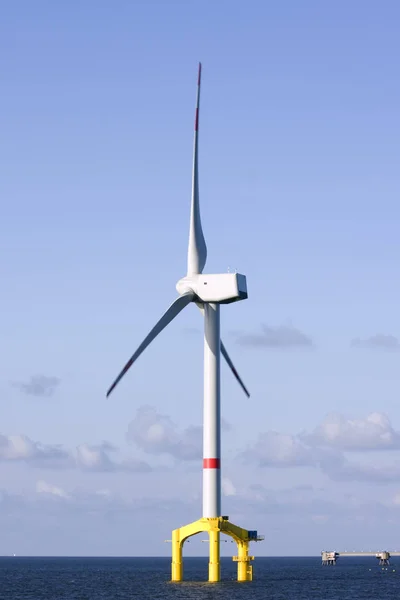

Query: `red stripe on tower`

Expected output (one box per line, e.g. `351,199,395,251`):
203,458,220,469
195,108,199,131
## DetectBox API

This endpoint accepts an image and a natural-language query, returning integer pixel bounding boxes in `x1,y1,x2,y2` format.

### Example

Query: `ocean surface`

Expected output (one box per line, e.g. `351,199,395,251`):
0,556,399,600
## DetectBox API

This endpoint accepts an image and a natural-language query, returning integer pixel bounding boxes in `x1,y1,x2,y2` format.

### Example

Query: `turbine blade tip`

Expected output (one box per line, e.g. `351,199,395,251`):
106,383,116,397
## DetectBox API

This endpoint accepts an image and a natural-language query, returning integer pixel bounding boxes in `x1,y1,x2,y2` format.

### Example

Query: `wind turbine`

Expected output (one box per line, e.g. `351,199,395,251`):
106,63,262,583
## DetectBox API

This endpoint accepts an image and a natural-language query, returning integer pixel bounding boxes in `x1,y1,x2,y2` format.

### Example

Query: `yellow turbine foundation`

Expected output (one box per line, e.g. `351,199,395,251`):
171,516,257,583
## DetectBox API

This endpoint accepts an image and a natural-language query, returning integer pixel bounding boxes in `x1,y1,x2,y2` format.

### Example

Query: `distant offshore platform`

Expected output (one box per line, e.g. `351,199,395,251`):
322,550,400,566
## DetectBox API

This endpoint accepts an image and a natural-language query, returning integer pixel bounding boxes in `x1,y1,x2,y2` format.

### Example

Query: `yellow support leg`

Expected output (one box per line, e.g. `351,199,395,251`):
208,528,220,582
171,529,183,582
236,541,253,581
171,519,208,582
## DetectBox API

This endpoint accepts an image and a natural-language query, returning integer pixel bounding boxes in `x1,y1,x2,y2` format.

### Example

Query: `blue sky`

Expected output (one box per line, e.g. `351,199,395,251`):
1,0,400,557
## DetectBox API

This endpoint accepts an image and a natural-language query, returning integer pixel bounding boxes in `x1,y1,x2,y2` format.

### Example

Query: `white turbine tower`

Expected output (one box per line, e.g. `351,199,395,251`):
106,63,262,583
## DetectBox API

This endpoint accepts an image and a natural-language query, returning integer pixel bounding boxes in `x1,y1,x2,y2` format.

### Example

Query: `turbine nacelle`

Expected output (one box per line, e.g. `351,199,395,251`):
176,273,248,304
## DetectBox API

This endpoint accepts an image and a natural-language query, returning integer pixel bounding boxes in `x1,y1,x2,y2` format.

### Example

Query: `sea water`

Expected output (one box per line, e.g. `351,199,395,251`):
0,556,398,600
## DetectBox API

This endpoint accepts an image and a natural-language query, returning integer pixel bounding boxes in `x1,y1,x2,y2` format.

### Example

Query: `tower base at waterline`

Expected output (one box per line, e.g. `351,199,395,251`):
171,516,264,582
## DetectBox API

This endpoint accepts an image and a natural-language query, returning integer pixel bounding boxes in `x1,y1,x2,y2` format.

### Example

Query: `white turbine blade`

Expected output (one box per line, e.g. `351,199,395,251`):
187,62,207,276
220,341,250,398
196,303,250,397
106,292,194,397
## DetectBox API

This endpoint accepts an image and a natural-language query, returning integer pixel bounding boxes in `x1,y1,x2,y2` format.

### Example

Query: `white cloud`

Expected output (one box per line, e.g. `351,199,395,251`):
76,444,114,472
75,443,150,473
311,515,329,524
390,492,400,506
303,412,400,451
325,460,400,484
222,477,236,496
12,375,61,397
36,480,69,498
127,406,202,461
0,432,150,473
0,433,69,464
240,412,400,484
351,334,400,351
223,482,354,521
95,489,112,498
241,431,316,467
236,323,313,349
